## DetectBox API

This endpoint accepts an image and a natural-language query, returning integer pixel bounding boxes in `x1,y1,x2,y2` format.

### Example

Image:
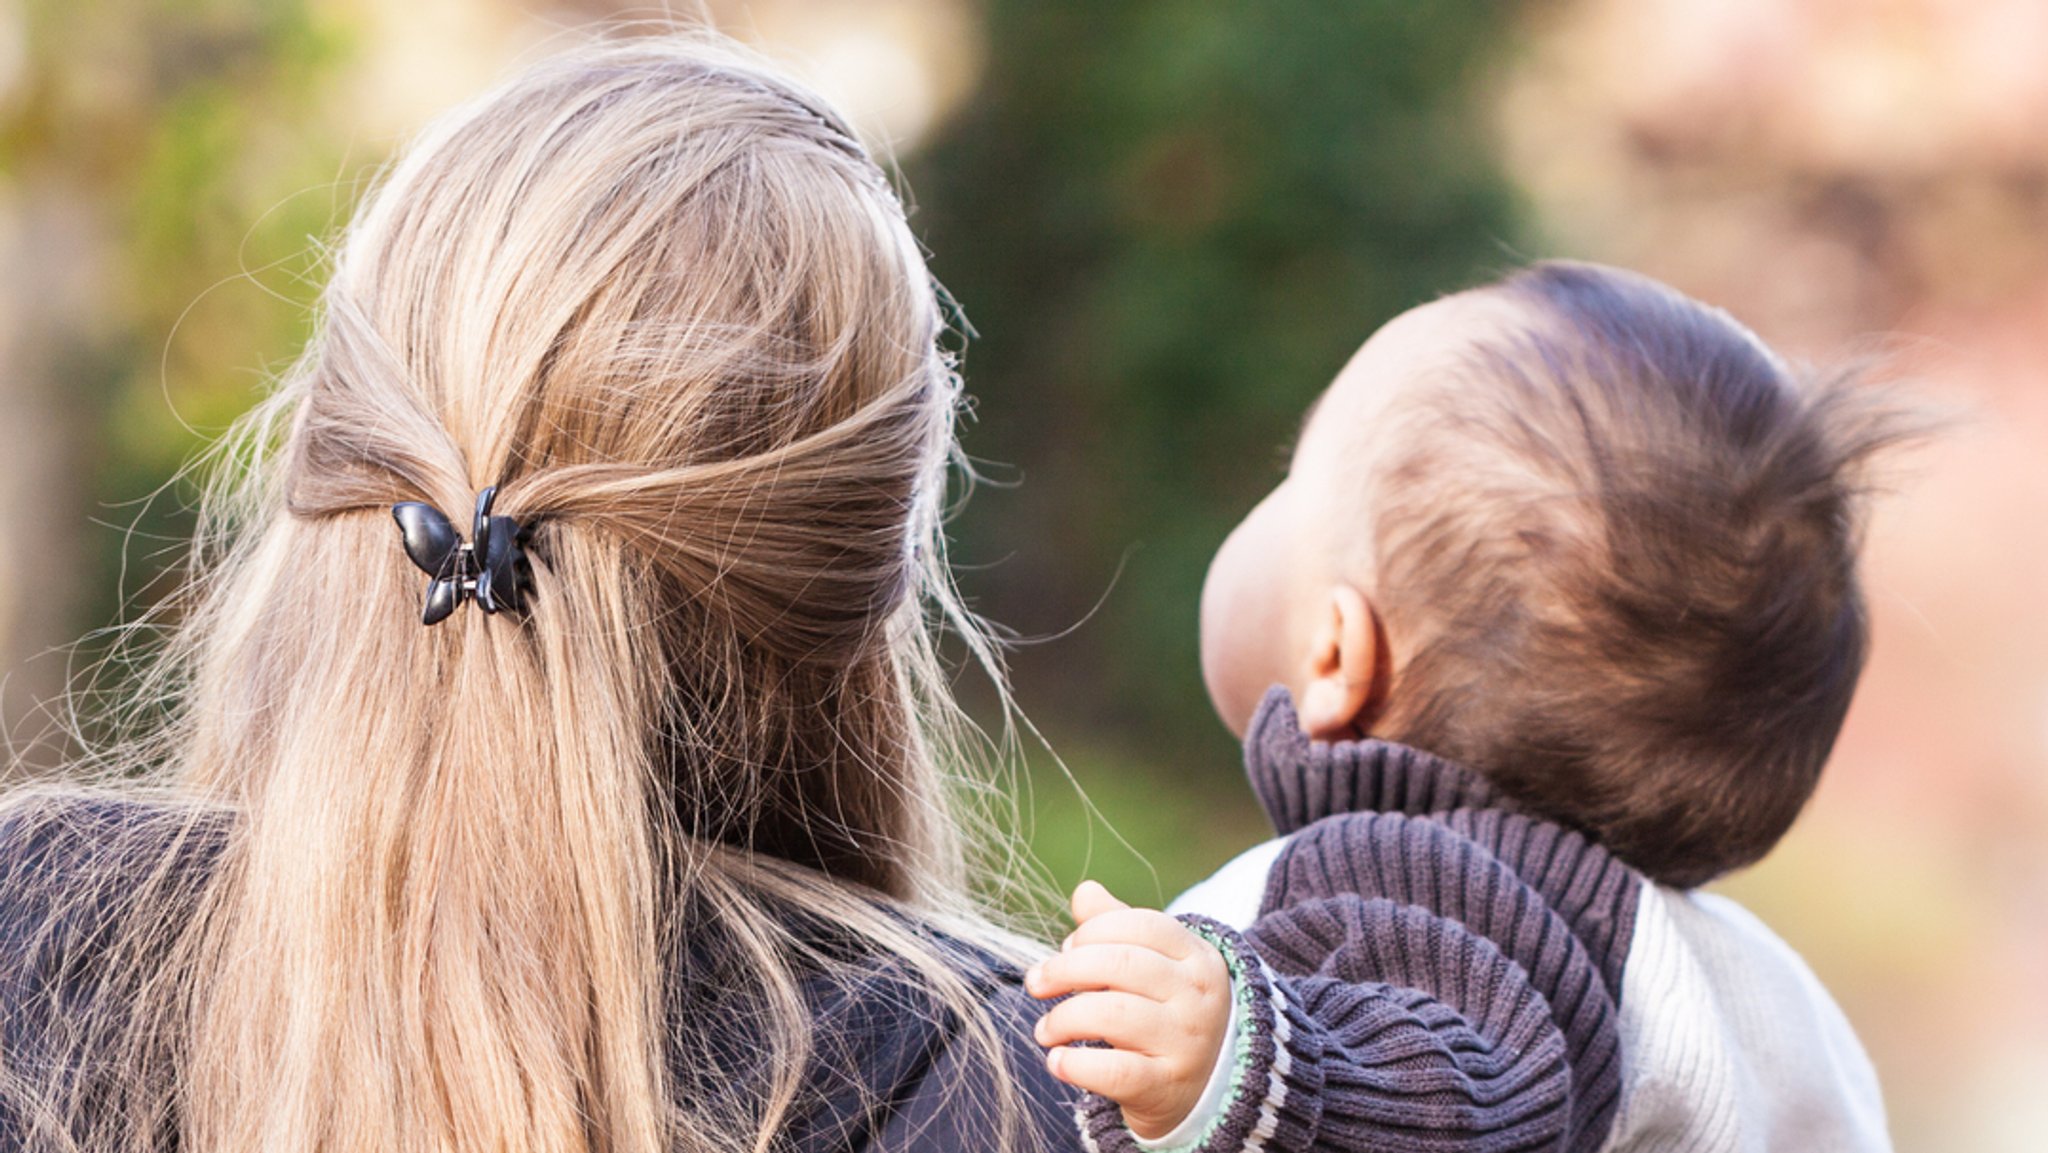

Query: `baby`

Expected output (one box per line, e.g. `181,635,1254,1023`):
1028,262,1903,1152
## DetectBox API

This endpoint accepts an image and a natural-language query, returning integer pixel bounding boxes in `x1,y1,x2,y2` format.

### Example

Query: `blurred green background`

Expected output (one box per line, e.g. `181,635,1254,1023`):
5,2,2048,1149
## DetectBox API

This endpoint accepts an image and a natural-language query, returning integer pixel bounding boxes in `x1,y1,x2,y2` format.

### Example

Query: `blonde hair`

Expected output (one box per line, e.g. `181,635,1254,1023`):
0,34,1035,1153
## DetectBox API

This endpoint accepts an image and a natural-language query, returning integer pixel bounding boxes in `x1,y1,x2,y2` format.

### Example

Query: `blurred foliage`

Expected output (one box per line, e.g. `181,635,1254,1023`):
1016,741,1275,914
6,0,358,623
910,0,1525,787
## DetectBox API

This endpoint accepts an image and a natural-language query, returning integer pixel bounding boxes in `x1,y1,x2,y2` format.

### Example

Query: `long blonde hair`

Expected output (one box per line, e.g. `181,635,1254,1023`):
0,34,1033,1153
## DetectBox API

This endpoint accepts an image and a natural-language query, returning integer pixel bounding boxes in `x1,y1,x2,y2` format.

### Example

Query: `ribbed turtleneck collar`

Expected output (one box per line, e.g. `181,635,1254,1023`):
1242,685,1503,836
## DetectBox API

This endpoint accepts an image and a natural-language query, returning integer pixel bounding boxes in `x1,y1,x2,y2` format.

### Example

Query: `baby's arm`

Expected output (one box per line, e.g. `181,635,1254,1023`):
1028,816,1625,1153
1024,880,1232,1141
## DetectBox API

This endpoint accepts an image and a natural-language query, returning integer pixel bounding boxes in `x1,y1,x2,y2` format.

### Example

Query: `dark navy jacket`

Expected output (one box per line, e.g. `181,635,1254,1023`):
0,799,1082,1152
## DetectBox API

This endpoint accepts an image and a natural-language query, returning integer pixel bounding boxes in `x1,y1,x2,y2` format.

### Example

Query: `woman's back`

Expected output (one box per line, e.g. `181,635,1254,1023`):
0,794,1074,1152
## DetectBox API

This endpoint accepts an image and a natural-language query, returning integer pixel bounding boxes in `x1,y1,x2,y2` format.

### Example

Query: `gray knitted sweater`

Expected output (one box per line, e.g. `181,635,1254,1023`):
1075,688,1890,1153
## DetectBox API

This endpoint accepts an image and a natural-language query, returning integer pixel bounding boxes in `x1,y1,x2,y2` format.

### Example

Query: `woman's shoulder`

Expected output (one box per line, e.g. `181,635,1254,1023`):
0,791,227,893
0,791,225,1132
852,929,1078,1152
693,899,1077,1152
0,793,225,983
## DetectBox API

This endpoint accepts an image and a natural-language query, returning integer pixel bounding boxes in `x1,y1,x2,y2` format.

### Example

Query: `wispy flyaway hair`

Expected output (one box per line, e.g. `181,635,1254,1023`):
0,34,1033,1153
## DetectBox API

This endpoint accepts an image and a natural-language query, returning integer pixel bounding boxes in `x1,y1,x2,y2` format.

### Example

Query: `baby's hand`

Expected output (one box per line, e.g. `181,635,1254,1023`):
1024,880,1233,1140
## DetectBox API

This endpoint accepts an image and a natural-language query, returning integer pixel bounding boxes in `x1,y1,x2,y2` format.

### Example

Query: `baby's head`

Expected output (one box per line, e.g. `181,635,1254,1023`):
1203,261,1911,887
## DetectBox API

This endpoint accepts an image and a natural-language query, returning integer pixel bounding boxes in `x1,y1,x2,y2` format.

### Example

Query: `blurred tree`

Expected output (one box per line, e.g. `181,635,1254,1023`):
0,0,354,762
910,0,1525,771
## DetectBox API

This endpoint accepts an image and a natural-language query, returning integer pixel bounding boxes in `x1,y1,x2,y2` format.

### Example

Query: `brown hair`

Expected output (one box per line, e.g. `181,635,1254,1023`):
1367,261,1919,888
0,34,1036,1153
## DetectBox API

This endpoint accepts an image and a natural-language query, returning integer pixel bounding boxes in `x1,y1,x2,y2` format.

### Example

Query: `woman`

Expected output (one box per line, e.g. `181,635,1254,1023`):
0,35,1068,1153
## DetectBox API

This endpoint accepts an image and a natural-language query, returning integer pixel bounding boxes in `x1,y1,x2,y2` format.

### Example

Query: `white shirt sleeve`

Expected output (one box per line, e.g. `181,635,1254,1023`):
1166,837,1287,930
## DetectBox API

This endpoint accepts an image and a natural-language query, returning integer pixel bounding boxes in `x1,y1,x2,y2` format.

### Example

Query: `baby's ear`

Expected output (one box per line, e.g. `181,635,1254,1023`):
1297,584,1388,741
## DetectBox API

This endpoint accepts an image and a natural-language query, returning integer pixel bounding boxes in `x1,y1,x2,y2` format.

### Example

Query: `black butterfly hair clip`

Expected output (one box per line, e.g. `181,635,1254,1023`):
390,486,535,626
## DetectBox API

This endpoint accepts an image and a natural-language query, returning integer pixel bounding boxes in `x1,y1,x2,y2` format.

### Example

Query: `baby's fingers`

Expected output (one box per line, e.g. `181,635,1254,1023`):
1034,990,1169,1053
1064,908,1199,959
1044,1044,1160,1104
1025,944,1180,1001
1070,879,1130,923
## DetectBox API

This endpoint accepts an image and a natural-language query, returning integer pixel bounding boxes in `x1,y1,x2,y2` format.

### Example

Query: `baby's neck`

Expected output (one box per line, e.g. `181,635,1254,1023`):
1241,685,1499,834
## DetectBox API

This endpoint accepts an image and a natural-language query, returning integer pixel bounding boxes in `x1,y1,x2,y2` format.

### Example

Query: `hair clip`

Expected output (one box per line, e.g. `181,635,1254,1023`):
390,486,534,626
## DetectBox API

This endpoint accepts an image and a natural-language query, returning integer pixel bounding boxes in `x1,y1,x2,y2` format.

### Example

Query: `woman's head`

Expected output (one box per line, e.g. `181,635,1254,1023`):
7,34,1027,1153
278,35,963,892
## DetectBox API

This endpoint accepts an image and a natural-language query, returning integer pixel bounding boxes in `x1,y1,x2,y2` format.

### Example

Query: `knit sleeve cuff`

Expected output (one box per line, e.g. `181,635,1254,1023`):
1075,916,1327,1153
